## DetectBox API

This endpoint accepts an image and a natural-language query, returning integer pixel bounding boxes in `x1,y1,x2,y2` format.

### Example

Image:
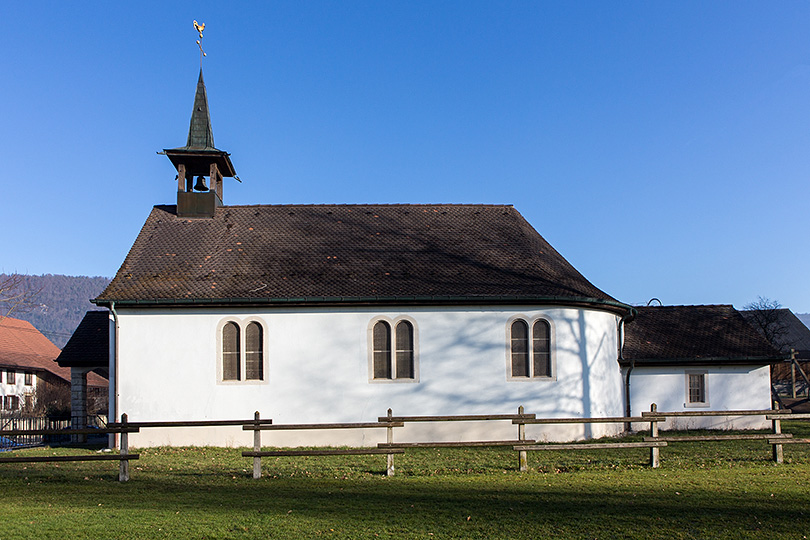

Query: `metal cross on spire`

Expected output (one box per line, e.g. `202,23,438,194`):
194,20,207,65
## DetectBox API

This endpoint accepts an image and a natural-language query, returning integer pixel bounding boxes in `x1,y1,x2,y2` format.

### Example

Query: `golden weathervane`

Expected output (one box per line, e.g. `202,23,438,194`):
194,20,207,63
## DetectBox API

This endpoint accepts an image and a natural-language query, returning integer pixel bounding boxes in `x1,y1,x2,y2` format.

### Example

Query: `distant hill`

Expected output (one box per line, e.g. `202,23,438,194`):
797,313,810,330
0,274,111,348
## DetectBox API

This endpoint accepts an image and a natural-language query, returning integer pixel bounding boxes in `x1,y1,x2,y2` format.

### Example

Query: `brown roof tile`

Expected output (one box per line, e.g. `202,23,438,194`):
96,204,626,311
623,305,785,366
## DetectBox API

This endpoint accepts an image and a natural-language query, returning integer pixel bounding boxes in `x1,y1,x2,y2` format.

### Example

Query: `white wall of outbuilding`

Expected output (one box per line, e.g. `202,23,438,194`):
627,365,772,430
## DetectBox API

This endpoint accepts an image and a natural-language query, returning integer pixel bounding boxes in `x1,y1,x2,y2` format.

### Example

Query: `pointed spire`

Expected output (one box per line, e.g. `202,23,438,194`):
186,69,215,150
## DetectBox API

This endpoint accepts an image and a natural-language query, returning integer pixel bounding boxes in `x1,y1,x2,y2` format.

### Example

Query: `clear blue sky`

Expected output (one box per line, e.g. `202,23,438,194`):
2,2,808,311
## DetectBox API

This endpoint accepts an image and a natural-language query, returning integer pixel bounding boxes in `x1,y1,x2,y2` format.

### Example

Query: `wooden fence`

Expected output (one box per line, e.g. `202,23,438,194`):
0,405,807,482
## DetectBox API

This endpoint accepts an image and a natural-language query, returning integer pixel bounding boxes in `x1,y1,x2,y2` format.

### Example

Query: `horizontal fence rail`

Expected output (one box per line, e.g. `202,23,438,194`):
0,404,806,481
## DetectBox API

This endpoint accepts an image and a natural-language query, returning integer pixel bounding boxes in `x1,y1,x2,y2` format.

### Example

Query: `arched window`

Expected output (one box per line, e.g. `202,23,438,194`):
532,320,551,377
370,318,417,381
245,322,264,381
510,318,553,379
222,322,241,381
395,320,414,379
373,321,391,379
510,320,529,377
219,319,267,383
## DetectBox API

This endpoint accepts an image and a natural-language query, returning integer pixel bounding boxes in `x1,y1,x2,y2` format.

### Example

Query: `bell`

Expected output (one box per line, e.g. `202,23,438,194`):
193,176,209,192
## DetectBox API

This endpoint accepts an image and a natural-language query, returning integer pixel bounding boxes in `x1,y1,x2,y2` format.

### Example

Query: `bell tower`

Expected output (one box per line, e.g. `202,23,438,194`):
163,22,236,218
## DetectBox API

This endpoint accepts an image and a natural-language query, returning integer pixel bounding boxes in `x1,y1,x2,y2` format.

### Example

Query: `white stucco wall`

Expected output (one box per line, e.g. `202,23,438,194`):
0,369,36,411
628,365,772,430
113,305,626,447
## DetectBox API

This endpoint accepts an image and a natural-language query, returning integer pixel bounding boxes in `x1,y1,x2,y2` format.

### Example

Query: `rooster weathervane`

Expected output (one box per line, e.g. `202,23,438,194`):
194,20,207,64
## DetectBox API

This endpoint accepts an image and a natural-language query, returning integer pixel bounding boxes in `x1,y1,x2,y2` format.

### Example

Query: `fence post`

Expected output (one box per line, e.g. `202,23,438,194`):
119,413,130,482
386,408,395,477
649,403,660,468
772,400,783,464
518,405,528,472
253,411,262,479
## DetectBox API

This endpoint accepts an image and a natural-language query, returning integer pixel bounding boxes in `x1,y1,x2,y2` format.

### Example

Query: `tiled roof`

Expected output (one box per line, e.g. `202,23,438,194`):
0,317,83,385
96,204,626,311
623,305,785,366
56,311,109,368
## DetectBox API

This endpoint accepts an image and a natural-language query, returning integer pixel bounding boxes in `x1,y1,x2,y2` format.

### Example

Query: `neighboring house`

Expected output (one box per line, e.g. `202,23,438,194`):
0,317,106,415
740,308,810,385
623,305,784,430
90,68,787,447
55,311,111,427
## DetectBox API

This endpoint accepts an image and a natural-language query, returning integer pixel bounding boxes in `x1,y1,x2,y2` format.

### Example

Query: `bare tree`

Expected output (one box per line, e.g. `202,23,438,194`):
0,274,39,321
743,296,790,351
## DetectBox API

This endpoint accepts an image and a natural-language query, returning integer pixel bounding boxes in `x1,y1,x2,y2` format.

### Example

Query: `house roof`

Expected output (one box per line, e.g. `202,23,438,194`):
94,204,629,314
622,305,786,366
56,311,109,369
0,317,107,387
740,308,810,360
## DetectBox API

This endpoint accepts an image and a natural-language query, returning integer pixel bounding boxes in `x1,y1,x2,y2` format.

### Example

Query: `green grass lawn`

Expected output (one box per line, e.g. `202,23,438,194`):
1,423,809,539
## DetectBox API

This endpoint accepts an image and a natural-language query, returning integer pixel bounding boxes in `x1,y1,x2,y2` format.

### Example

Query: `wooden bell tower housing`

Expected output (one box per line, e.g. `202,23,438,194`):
163,69,237,218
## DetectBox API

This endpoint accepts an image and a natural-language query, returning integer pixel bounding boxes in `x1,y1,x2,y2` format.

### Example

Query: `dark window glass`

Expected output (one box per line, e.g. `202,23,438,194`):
511,320,529,377
532,320,551,377
222,322,241,381
24,372,33,386
395,321,414,379
6,370,16,385
688,374,705,403
373,321,391,379
245,322,264,381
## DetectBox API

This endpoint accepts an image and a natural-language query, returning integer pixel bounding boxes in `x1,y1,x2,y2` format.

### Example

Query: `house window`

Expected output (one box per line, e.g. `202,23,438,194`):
509,318,554,379
24,372,33,386
218,319,267,383
686,371,708,406
6,370,16,385
370,317,418,381
4,396,18,410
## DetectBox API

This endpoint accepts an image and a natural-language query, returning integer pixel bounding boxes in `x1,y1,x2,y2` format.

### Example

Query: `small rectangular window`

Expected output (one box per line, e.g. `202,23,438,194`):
4,396,18,410
686,372,707,405
6,370,16,385
24,372,33,386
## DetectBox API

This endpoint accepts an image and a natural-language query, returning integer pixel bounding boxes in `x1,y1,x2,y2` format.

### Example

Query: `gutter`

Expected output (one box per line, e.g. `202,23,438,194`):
108,301,119,449
619,308,638,425
92,294,635,317
618,354,788,367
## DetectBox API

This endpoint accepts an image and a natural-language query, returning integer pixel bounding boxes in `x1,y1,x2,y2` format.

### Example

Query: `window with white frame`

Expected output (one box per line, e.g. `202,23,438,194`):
509,318,554,379
686,371,708,406
370,318,417,381
218,319,267,383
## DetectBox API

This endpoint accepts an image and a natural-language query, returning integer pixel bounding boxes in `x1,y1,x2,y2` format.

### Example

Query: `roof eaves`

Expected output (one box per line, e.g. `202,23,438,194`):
620,354,788,367
93,294,634,314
